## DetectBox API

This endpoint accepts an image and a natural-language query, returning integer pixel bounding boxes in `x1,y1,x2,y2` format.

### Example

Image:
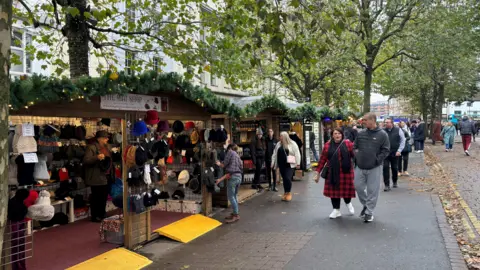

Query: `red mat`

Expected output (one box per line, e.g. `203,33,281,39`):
150,211,191,231
28,220,118,270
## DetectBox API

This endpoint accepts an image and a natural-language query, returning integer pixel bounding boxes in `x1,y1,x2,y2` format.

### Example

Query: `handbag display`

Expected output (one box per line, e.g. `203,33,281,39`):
320,140,345,179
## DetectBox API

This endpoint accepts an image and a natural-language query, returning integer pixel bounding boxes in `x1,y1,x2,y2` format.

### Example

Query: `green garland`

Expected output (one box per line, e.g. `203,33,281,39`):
10,71,243,118
243,95,289,117
10,71,359,121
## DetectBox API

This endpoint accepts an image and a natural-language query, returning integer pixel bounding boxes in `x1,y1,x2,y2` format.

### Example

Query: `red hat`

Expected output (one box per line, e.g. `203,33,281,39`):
59,168,69,181
185,121,195,131
24,190,39,208
145,110,160,125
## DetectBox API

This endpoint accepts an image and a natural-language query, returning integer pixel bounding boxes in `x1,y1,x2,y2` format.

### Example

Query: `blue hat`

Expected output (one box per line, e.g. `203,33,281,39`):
131,120,149,136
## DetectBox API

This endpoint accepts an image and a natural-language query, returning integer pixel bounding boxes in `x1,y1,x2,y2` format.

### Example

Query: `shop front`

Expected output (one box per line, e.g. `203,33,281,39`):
3,72,237,269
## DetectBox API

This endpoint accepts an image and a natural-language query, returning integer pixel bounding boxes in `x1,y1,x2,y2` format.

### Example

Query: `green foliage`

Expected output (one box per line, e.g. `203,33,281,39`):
243,95,288,117
289,103,321,121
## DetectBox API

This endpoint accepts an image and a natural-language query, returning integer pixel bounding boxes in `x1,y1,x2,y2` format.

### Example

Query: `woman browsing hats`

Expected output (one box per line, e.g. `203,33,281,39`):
83,130,112,223
315,128,356,219
216,144,243,223
271,131,301,202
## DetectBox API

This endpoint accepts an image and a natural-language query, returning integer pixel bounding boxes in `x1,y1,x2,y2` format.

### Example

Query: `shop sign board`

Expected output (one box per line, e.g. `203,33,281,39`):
100,94,169,112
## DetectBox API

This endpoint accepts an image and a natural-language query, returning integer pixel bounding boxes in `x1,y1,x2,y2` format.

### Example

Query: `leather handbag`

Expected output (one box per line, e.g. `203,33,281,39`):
283,146,296,164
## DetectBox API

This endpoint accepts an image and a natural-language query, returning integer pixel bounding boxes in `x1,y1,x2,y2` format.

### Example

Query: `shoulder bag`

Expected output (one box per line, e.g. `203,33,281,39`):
320,140,345,179
282,145,296,164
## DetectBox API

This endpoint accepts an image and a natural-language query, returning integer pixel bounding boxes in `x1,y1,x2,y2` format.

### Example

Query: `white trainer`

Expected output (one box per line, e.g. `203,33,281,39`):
329,209,342,219
346,203,355,215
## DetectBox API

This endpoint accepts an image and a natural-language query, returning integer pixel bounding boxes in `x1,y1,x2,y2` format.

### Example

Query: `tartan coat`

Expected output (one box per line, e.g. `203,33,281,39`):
316,139,356,198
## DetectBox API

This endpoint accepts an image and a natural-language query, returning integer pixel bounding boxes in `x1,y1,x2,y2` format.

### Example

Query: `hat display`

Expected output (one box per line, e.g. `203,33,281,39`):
172,120,184,133
178,170,190,185
34,155,50,180
156,120,170,132
131,120,149,137
145,110,160,125
185,121,195,131
27,190,55,221
96,130,109,139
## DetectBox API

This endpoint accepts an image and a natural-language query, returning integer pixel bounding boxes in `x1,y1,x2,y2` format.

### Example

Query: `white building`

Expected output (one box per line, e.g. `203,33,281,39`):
443,101,480,120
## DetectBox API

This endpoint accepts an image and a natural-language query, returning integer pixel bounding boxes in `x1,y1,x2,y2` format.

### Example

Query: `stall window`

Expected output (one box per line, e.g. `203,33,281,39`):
125,51,135,75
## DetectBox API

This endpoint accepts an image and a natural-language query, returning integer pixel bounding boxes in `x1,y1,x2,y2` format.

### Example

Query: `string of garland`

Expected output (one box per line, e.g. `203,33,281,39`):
10,71,360,121
10,71,243,118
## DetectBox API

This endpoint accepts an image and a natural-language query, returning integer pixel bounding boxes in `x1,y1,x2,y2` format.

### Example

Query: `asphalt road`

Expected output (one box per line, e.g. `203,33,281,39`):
140,155,450,270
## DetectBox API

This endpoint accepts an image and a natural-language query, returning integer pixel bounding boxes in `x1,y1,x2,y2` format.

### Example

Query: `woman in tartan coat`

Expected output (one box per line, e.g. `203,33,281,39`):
316,128,356,219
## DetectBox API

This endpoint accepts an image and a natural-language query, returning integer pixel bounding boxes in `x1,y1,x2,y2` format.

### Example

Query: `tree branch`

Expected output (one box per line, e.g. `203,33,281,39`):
353,57,366,69
18,0,40,27
51,0,61,25
87,23,150,35
373,50,419,71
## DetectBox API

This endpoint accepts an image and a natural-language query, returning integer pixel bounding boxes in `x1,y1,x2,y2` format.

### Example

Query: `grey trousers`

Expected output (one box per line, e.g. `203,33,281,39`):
354,166,382,215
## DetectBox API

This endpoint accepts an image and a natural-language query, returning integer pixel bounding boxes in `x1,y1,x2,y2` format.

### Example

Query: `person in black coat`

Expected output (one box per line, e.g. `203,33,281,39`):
250,128,266,190
265,129,278,191
413,119,426,153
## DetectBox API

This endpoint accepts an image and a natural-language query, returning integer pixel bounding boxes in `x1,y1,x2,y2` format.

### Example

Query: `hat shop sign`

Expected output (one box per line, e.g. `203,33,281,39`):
100,94,169,112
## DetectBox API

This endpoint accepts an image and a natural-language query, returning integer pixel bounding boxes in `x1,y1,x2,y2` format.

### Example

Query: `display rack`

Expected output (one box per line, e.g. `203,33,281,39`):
0,220,33,268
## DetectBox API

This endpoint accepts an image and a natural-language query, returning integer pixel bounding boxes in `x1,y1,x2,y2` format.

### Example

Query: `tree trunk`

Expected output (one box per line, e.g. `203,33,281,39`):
363,68,373,113
437,83,445,121
420,87,428,124
0,0,12,257
429,84,438,139
65,0,90,78
324,88,332,106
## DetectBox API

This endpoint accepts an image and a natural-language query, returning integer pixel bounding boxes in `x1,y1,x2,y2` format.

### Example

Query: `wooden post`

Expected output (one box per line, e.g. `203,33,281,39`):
121,118,132,249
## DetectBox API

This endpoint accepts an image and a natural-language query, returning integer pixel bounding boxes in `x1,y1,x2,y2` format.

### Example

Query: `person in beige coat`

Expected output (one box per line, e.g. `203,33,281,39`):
271,131,301,201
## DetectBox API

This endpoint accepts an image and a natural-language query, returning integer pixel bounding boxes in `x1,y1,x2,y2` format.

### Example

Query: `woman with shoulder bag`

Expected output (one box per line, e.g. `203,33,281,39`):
271,131,301,202
398,121,412,176
315,128,355,219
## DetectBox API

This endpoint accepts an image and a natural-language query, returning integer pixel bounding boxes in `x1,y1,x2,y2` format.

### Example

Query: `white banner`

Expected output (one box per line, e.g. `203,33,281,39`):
100,94,169,112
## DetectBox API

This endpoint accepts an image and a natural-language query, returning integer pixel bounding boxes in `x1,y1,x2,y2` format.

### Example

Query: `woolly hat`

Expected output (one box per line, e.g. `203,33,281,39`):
34,155,50,180
135,146,148,166
178,170,190,185
43,125,58,137
156,120,170,132
184,121,195,131
24,190,39,208
208,129,218,142
101,118,111,127
16,136,37,154
216,128,228,143
27,190,55,221
172,120,184,133
15,155,35,186
131,120,149,137
145,110,160,125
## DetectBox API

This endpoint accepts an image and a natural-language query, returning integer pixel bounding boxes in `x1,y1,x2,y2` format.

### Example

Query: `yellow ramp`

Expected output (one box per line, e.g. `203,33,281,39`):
154,214,222,243
67,248,152,270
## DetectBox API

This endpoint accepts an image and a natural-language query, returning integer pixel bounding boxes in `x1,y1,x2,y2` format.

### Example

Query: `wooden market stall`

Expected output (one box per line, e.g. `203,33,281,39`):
5,71,238,269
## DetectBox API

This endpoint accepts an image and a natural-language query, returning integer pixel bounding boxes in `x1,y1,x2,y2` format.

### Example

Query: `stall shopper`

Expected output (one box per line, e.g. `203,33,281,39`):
84,130,112,223
271,131,301,202
265,129,278,191
250,128,266,190
216,143,243,223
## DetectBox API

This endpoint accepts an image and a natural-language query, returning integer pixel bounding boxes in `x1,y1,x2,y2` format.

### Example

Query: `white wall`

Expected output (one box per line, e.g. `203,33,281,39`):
443,102,480,117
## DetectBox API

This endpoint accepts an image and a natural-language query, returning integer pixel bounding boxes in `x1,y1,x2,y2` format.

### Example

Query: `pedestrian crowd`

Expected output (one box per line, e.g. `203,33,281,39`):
215,113,477,224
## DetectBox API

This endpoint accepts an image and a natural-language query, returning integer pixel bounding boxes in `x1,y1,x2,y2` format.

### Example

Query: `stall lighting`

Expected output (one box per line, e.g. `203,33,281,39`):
8,104,12,108
24,106,28,109
29,101,34,105
62,89,66,93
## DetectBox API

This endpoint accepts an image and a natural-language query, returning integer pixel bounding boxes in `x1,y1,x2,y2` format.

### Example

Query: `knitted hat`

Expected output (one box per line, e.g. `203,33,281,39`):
38,135,60,154
27,190,55,221
145,110,160,125
58,168,69,181
34,155,50,180
156,120,170,132
15,155,35,186
178,170,190,185
24,190,39,208
216,128,228,143
131,121,149,137
43,125,57,137
172,120,184,133
184,121,195,131
208,129,218,142
16,135,37,154
127,166,142,187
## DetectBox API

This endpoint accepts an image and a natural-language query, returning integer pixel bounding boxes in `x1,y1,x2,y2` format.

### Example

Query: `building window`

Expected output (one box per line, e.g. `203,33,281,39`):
11,28,32,75
467,101,473,107
153,57,160,72
126,2,136,22
454,110,462,115
125,51,135,75
210,74,217,86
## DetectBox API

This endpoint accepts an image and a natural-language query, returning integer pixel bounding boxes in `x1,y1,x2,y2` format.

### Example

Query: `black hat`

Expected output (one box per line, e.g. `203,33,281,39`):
52,212,69,225
43,125,57,137
101,118,111,127
175,134,192,150
172,189,185,200
135,146,148,166
172,120,184,133
208,129,218,142
7,189,29,222
159,191,170,199
15,155,35,186
127,166,142,187
216,128,228,143
96,130,109,139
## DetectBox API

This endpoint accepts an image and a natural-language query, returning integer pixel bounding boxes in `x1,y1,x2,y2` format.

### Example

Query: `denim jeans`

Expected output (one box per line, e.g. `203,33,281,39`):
445,143,453,150
227,175,242,215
